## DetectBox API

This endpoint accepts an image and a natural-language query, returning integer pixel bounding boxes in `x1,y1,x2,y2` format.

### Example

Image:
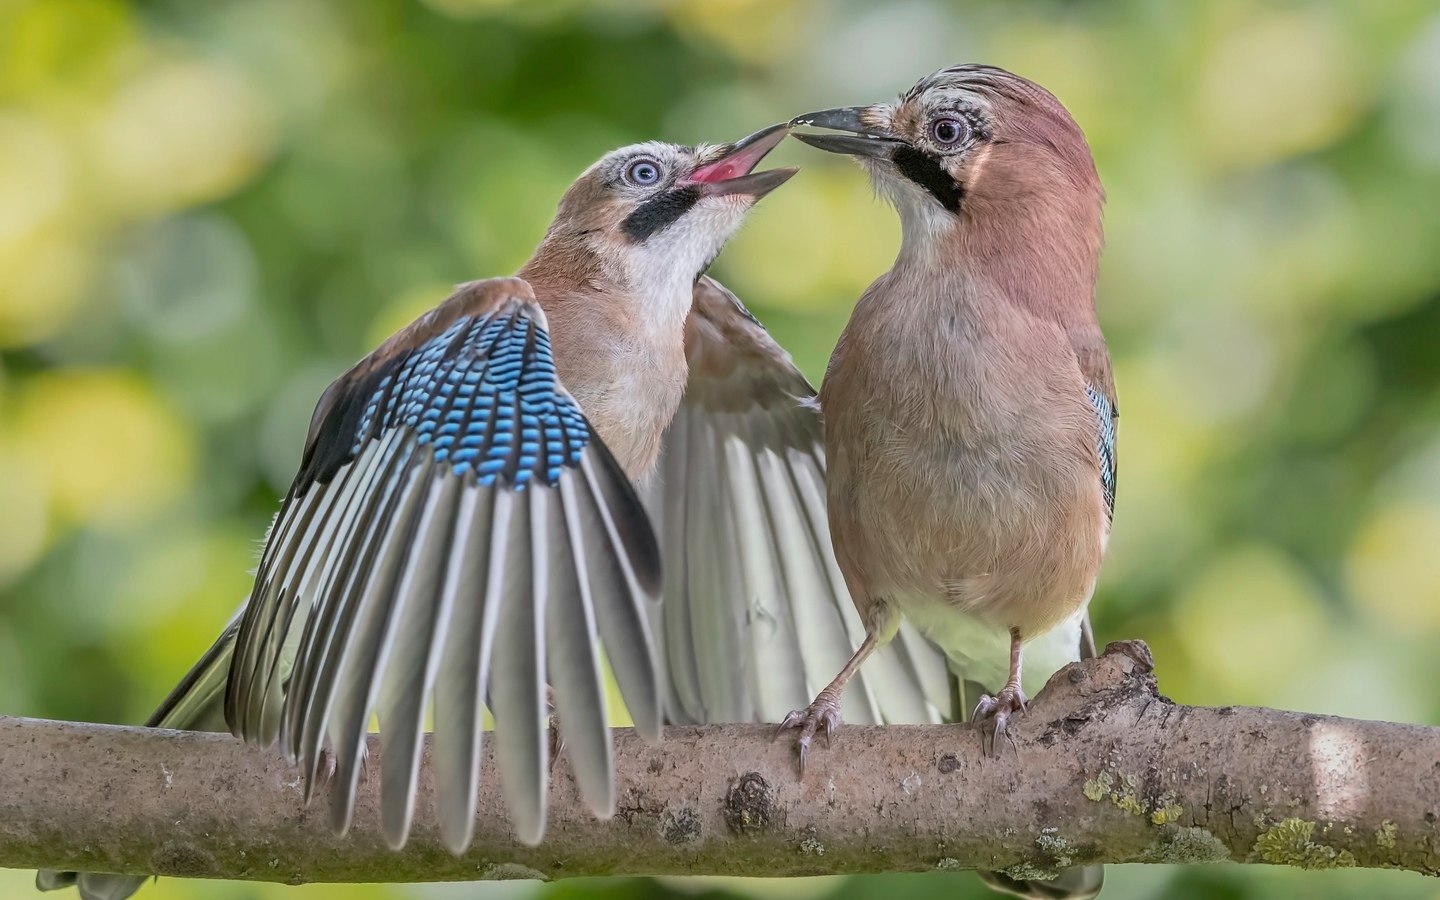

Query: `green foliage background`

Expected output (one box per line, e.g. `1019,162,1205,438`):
3,0,1440,898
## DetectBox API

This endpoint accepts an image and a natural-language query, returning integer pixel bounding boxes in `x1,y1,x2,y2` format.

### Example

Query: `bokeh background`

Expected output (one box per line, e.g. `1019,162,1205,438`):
3,0,1440,897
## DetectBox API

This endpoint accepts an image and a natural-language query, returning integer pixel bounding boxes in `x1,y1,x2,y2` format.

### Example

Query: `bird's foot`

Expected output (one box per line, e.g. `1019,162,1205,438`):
972,682,1027,758
546,687,566,774
304,743,368,803
321,742,371,778
775,688,843,776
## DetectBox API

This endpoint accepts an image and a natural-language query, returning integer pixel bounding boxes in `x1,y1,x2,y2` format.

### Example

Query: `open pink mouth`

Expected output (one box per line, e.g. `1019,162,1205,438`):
687,123,790,185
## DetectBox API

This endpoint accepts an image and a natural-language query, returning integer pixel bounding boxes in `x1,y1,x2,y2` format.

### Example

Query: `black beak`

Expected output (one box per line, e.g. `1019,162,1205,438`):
789,106,902,158
686,122,798,199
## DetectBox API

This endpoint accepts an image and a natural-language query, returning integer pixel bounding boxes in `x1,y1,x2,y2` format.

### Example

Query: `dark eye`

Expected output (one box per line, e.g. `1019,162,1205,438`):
625,158,662,186
930,117,968,146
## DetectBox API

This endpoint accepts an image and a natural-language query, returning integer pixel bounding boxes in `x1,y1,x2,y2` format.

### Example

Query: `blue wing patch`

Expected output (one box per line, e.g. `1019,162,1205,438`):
1086,384,1116,521
350,311,589,488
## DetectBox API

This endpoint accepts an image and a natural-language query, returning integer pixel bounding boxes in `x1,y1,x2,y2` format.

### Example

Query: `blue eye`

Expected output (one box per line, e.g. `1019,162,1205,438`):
931,117,968,145
626,158,662,186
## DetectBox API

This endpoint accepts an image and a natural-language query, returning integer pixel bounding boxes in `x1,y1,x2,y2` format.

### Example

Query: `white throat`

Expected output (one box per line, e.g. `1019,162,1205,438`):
623,199,747,336
863,160,957,268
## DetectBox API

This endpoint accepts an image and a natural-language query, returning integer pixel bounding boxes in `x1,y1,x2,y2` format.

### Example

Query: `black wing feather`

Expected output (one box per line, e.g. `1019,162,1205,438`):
1086,383,1118,522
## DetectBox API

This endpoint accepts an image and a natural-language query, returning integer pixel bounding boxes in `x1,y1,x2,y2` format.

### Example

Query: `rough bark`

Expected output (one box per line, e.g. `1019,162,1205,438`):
2,641,1437,885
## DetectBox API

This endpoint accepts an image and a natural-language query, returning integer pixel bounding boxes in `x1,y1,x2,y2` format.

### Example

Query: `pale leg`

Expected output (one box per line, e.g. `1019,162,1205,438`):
972,627,1027,756
775,630,883,775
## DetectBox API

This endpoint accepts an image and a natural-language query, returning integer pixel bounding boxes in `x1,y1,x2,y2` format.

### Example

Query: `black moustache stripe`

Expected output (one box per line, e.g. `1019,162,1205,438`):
892,146,963,213
622,186,702,242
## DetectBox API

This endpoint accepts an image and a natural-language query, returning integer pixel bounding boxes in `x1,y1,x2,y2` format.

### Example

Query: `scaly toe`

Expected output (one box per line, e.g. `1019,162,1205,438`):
972,695,998,721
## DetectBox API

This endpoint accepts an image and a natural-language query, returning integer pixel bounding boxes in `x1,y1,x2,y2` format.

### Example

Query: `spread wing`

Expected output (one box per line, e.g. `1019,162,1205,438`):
223,277,662,852
644,276,952,727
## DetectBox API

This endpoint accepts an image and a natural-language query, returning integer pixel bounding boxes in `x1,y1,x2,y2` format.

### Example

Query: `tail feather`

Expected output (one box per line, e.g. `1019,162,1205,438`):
36,872,150,900
35,621,239,899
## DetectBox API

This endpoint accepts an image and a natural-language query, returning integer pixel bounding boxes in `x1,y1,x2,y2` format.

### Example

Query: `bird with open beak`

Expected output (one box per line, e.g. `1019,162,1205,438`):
39,123,922,900
779,65,1116,900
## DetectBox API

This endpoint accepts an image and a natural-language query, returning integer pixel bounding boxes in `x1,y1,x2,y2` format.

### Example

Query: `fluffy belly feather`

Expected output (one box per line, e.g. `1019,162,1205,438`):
823,280,1107,675
830,421,1104,639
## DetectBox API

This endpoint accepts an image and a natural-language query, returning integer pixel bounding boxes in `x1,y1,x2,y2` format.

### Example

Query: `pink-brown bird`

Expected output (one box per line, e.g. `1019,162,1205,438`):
779,64,1116,900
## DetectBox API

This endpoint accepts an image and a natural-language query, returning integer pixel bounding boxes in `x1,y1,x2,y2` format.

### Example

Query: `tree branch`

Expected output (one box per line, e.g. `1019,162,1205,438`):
4,641,1438,885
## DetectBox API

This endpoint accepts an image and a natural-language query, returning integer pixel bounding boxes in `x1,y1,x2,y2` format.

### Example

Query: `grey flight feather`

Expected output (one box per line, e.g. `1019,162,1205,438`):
488,482,547,845
432,488,504,854
549,477,615,817
375,473,465,848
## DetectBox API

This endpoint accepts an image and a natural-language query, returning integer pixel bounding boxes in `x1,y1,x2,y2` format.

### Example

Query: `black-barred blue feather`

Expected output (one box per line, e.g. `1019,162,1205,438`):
349,313,589,487
1086,383,1117,522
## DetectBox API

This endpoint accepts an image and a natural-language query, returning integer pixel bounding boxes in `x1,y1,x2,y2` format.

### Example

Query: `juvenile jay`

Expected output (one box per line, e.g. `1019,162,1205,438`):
40,124,946,900
781,64,1116,899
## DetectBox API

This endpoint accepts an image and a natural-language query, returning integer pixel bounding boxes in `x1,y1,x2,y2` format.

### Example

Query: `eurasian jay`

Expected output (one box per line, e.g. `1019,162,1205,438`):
780,64,1116,900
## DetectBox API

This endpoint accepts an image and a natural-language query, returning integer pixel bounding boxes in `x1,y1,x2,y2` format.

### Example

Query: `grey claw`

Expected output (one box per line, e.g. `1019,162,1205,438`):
773,710,804,740
776,692,844,777
548,726,566,774
972,685,1026,759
